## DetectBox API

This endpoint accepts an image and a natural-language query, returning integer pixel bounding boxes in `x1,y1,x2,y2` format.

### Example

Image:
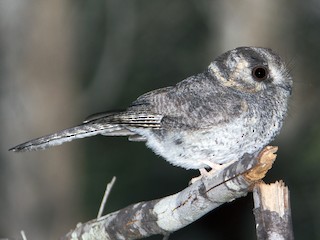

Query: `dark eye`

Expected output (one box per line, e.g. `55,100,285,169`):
252,66,268,81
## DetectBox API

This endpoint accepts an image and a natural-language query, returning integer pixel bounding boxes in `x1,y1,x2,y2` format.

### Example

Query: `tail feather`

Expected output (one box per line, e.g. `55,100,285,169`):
9,111,162,152
9,123,128,152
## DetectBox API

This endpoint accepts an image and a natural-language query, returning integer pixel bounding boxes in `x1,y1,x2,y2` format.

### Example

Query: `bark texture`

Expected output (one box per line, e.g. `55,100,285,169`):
62,146,278,240
253,181,294,240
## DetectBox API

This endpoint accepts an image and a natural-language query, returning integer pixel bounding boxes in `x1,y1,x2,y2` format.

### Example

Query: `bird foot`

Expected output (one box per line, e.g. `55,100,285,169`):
189,160,236,185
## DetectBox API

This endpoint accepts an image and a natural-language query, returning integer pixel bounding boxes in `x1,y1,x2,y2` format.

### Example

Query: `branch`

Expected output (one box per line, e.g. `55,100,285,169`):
20,231,27,240
253,181,294,240
62,146,278,240
97,177,117,219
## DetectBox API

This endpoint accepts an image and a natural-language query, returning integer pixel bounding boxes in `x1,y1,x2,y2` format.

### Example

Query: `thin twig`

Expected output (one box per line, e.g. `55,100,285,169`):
97,176,117,219
20,230,27,240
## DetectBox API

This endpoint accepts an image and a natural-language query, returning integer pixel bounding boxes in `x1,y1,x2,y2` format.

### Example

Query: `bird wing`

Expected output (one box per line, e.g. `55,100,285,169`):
129,73,246,130
9,73,246,152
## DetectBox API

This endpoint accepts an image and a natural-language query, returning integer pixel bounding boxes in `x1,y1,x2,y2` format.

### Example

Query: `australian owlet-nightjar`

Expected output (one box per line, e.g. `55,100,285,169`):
10,47,293,175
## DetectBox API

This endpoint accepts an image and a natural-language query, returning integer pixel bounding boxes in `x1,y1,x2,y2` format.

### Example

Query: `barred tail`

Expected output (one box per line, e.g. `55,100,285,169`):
9,123,128,152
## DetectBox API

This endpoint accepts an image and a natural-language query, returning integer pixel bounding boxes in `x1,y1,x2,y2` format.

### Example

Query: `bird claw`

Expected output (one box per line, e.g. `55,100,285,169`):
189,160,236,185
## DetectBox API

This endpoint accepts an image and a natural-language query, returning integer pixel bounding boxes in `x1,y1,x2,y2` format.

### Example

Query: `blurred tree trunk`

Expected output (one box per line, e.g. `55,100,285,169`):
0,1,81,239
208,0,291,54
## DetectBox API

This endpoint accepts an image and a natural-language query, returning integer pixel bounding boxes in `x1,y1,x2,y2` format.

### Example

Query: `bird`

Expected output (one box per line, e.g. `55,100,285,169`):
9,47,292,176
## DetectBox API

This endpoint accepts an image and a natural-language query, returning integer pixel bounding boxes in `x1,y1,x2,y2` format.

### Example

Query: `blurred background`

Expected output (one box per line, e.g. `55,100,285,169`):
0,0,319,239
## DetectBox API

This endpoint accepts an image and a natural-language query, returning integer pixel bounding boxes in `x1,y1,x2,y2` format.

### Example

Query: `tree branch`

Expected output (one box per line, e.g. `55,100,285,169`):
97,177,117,219
62,146,278,240
253,181,294,240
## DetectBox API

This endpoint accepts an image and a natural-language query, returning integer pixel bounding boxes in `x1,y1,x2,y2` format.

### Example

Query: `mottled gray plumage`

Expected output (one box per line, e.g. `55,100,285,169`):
10,47,292,171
